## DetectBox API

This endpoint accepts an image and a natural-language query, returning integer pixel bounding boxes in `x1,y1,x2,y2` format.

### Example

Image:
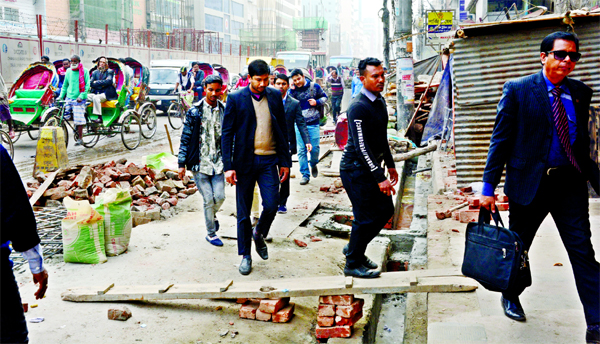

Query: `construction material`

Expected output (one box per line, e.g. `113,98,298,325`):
316,294,364,339
33,126,68,177
392,142,438,162
239,298,294,323
29,169,60,206
61,197,107,264
164,124,174,155
92,188,133,256
61,269,477,302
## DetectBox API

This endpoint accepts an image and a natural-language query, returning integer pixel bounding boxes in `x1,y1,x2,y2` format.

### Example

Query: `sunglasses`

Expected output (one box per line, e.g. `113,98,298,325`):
547,50,581,62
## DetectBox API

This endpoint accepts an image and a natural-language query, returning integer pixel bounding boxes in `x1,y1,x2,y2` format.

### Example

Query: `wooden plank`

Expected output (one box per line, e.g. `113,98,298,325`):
61,269,477,303
29,169,60,206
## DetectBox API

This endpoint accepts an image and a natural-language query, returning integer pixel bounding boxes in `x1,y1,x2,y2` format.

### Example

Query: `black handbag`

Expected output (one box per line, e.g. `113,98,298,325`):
461,207,531,292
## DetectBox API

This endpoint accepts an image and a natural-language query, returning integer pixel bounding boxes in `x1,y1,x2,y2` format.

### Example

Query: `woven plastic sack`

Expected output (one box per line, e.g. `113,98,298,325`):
181,90,194,108
61,197,107,264
92,188,132,256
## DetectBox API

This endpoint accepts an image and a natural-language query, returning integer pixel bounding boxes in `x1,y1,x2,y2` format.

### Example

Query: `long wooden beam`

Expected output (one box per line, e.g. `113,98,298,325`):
61,269,477,302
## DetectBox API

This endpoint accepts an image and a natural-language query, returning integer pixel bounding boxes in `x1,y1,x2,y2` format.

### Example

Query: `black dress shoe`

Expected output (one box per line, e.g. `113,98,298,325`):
501,296,526,322
239,256,252,275
343,244,379,270
253,229,268,260
344,264,381,278
587,326,600,344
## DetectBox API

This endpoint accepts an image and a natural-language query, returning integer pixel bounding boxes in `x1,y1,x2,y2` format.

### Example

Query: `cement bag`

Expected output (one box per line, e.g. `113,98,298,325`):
93,188,132,256
62,197,107,264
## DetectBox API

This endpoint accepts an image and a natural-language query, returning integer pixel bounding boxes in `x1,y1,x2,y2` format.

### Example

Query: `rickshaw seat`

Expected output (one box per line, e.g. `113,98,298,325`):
86,100,119,108
15,89,46,99
130,86,141,101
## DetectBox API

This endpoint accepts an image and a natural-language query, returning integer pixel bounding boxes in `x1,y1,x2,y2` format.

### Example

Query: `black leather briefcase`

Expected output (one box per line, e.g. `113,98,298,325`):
461,207,531,292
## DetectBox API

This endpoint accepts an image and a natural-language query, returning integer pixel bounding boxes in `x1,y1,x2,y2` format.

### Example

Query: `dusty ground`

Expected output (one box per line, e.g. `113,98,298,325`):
14,129,358,343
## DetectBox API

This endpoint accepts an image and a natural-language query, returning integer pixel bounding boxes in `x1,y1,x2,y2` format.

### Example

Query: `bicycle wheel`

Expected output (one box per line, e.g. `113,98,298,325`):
167,102,185,130
139,103,157,138
81,116,100,148
43,116,69,148
120,111,141,150
0,130,14,160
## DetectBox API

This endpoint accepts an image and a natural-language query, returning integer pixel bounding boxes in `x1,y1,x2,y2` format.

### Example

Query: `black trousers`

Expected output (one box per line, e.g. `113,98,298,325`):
341,168,394,267
503,168,599,325
236,155,280,256
1,261,29,343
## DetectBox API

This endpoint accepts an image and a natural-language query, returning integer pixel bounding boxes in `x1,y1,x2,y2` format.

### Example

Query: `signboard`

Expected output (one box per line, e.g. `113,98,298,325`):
426,10,454,46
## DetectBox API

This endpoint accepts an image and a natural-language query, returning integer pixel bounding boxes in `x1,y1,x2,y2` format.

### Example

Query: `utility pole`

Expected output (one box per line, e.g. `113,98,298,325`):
381,0,390,68
395,0,414,134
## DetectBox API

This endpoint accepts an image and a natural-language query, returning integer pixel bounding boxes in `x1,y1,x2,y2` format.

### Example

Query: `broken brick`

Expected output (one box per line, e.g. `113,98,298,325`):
320,186,330,192
239,302,259,320
144,186,158,196
318,304,336,317
131,176,146,189
496,194,509,203
161,203,171,210
336,298,364,318
255,309,272,322
459,209,479,223
105,181,117,188
447,169,457,176
459,186,473,193
99,175,112,184
435,211,446,220
258,298,289,314
317,316,334,327
177,193,188,199
315,325,352,339
310,236,322,242
272,303,294,323
335,311,362,326
107,306,132,321
104,160,116,168
166,198,178,206
294,239,307,247
236,298,248,304
497,203,509,211
26,181,40,189
119,181,131,189
118,173,131,181
127,164,147,176
143,176,154,187
468,197,480,209
43,187,66,197
183,188,197,195
92,185,103,196
319,295,354,306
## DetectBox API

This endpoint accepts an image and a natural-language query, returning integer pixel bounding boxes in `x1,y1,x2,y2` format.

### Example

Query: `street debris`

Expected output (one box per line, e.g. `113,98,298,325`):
108,306,132,321
294,239,308,247
29,317,45,323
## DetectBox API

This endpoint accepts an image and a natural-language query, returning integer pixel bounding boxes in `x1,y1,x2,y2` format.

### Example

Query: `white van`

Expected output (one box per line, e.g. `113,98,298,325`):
148,60,195,112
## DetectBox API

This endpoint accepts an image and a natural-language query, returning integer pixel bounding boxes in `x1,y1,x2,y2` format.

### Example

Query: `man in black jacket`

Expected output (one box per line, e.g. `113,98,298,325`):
273,73,310,214
178,75,226,247
87,56,117,117
1,145,49,343
222,59,291,275
340,57,398,278
480,32,599,342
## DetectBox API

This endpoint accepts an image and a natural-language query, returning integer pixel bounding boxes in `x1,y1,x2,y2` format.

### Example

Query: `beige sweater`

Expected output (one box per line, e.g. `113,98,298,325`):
252,97,276,155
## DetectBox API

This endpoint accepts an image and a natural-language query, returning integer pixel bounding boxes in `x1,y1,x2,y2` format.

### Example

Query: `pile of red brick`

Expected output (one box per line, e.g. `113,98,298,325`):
434,186,510,223
238,298,294,323
316,294,363,339
27,159,197,211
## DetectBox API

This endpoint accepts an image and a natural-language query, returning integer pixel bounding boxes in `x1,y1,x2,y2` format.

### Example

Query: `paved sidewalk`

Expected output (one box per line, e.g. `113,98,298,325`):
427,197,600,344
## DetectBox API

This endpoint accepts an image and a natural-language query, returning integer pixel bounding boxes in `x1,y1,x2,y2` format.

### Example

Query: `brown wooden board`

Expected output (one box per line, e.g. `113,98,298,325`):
61,269,477,302
29,169,60,206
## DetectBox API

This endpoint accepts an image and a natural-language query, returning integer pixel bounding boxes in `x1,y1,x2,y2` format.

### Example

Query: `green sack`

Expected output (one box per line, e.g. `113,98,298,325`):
92,188,133,256
62,197,107,264
143,152,178,172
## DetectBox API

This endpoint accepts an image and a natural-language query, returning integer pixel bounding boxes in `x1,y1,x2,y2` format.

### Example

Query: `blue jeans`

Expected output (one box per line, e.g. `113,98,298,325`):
296,124,320,180
192,172,225,236
331,95,343,123
235,155,280,256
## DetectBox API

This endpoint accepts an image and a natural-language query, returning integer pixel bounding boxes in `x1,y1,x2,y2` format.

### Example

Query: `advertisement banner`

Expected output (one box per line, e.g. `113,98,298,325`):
398,58,414,104
426,11,455,46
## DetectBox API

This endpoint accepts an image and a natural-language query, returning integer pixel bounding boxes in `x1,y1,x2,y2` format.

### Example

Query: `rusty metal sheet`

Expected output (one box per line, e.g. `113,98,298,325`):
452,19,600,187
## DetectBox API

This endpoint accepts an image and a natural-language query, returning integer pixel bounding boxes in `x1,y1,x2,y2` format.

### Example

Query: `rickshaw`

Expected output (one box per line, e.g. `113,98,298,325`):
121,57,157,139
3,62,59,143
43,57,142,150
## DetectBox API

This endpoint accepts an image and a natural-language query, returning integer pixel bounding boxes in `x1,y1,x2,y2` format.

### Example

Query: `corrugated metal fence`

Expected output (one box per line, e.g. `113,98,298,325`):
452,15,600,187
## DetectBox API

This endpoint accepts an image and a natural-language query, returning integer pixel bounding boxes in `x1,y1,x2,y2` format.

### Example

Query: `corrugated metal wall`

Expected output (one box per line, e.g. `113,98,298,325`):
452,17,600,187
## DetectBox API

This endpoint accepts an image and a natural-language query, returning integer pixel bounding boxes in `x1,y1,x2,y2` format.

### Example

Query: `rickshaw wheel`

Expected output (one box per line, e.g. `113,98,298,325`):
139,103,157,139
27,126,40,140
1,124,22,143
0,130,14,160
43,116,69,149
167,102,185,130
81,116,100,148
120,111,141,150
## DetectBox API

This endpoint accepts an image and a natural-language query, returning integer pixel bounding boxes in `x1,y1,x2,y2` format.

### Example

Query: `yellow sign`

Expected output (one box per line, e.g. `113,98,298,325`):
427,12,453,31
33,126,68,176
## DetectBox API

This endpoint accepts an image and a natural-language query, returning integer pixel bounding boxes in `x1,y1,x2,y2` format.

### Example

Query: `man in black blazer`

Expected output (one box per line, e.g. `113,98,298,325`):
222,59,291,275
88,56,118,117
481,32,599,342
273,73,311,214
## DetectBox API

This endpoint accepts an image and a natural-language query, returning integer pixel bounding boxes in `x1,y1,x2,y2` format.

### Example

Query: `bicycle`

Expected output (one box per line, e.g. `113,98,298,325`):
166,91,192,130
0,129,13,160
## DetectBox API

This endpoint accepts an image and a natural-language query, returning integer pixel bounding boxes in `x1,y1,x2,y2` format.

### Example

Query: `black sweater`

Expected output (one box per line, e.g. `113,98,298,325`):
340,91,395,183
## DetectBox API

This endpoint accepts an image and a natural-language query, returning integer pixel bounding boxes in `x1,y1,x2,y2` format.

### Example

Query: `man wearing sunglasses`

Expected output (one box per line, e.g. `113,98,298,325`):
480,32,599,343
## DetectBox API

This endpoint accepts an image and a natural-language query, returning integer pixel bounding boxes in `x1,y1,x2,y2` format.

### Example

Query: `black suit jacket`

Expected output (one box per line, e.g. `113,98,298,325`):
222,86,291,172
483,71,599,205
284,96,310,155
90,69,118,100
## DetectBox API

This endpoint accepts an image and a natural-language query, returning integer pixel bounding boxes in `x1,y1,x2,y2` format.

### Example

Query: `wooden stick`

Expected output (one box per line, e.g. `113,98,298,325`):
164,124,174,155
405,55,443,135
220,280,234,292
392,143,438,162
448,202,469,213
159,284,174,294
29,169,60,206
98,283,115,295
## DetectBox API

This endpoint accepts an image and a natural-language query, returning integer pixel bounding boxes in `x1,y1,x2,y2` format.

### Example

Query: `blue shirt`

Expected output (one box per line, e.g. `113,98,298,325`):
482,71,578,197
351,75,363,98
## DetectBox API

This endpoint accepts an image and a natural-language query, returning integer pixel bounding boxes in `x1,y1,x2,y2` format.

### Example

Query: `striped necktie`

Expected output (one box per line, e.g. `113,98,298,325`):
550,87,581,172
